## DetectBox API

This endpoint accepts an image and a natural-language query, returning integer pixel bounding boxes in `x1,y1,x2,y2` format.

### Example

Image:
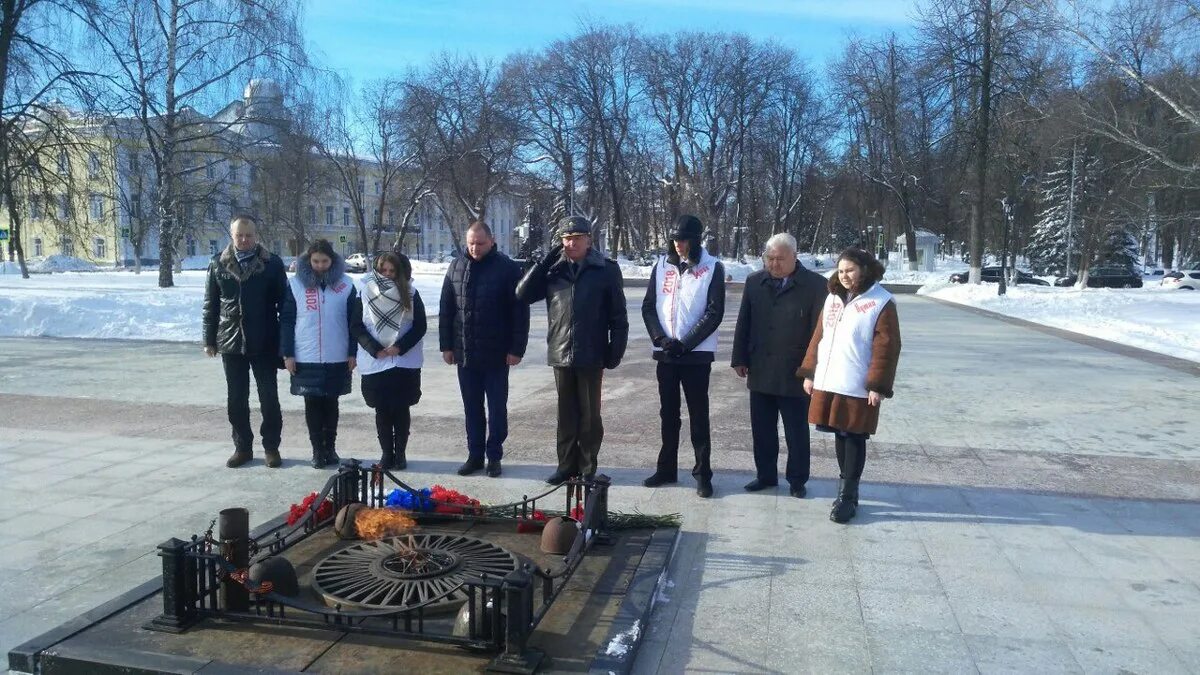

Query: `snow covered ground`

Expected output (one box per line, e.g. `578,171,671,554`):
918,280,1200,362
1,255,1195,363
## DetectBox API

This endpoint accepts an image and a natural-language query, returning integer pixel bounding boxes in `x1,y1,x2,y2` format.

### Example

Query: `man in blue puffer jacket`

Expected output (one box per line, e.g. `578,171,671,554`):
439,221,530,478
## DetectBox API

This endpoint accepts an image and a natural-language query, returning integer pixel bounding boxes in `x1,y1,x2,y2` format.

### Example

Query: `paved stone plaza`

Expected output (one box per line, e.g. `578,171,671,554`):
1,293,1198,673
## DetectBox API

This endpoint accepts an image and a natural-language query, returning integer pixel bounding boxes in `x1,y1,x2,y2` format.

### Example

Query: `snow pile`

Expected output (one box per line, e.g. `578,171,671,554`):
919,281,1200,362
603,619,641,658
0,270,446,342
0,261,27,275
28,255,100,273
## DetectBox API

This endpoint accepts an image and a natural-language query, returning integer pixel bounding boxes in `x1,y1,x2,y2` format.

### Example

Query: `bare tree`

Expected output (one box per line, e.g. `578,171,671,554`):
81,0,306,287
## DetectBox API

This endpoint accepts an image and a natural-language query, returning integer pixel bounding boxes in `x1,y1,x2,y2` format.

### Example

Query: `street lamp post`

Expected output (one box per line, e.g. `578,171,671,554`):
998,196,1012,296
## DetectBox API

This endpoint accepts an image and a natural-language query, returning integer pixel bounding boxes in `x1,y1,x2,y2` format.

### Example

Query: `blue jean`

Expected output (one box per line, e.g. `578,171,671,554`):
456,365,510,462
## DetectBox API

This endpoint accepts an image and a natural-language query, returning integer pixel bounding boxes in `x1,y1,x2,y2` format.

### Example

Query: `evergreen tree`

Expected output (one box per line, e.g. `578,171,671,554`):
1097,222,1139,270
1027,153,1094,276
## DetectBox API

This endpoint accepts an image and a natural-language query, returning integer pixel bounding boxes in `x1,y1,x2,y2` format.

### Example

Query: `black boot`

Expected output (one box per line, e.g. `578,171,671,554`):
323,429,340,466
830,478,859,523
379,448,395,471
393,431,408,470
309,435,324,469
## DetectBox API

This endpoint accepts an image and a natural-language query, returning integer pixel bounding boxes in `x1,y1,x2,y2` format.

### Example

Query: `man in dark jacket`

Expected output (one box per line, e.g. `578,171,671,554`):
516,216,628,484
641,215,725,498
439,221,530,478
731,232,828,497
203,215,288,469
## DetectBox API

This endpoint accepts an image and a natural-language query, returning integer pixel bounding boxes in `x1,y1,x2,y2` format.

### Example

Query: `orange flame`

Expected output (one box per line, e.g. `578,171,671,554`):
354,508,417,541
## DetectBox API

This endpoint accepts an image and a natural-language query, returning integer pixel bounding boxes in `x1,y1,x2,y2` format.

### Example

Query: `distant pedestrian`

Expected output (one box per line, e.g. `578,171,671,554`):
439,221,530,478
799,247,901,523
641,215,725,498
731,233,828,497
280,239,357,469
516,216,628,484
351,253,426,471
203,215,287,468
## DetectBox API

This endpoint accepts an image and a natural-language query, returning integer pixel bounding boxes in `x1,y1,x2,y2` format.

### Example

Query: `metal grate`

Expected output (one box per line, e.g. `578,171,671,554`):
312,533,518,611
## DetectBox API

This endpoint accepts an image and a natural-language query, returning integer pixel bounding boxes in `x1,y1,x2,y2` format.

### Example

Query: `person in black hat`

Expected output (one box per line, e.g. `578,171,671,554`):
516,216,629,484
641,215,725,498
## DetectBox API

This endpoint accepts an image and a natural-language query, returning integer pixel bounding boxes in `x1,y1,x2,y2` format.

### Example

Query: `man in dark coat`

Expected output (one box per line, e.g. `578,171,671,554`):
439,221,531,478
641,214,725,498
731,232,828,497
203,215,288,468
516,216,628,484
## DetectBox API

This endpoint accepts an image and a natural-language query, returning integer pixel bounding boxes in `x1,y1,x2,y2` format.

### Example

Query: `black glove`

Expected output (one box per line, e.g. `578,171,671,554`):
537,243,564,272
604,356,621,370
662,338,686,358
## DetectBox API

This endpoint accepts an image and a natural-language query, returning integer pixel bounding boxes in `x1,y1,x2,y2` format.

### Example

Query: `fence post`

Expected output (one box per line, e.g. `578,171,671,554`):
486,569,542,674
147,537,196,632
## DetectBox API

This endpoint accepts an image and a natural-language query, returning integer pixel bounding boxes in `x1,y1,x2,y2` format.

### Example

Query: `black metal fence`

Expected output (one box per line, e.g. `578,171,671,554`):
148,462,611,672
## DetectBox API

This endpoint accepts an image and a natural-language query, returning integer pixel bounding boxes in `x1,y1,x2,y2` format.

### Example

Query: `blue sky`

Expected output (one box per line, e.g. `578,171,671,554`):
304,0,919,83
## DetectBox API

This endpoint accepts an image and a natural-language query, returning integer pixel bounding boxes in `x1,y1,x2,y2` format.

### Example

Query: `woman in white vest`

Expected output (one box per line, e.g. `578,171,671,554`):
798,247,902,523
350,252,426,471
280,239,358,469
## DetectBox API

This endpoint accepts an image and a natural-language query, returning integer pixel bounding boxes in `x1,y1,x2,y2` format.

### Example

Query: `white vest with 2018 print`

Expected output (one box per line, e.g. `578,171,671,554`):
288,275,352,363
653,249,719,354
812,282,893,398
355,281,423,375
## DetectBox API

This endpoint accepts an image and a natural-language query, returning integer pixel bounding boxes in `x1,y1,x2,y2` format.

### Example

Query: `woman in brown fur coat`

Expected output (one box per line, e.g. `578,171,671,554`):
797,248,901,523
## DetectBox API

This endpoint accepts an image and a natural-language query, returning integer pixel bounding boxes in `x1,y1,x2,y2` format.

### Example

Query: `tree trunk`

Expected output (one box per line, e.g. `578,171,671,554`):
968,0,993,285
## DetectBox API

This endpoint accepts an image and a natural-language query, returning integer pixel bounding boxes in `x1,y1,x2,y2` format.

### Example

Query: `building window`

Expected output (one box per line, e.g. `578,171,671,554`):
343,207,350,227
128,152,139,173
209,239,219,255
308,205,316,224
88,152,101,178
58,194,70,219
388,210,395,227
33,238,43,256
93,237,107,259
374,181,380,195
248,165,257,184
357,179,365,195
61,236,75,257
206,163,216,180
325,205,334,225
186,236,196,257
183,201,194,222
131,193,141,220
58,150,70,175
206,201,217,222
89,194,104,220
29,197,41,220
229,163,239,182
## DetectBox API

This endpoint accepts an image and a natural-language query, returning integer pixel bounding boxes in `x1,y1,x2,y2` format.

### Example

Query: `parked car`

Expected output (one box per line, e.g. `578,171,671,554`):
949,266,1050,286
1161,270,1200,290
344,252,368,272
1054,266,1143,288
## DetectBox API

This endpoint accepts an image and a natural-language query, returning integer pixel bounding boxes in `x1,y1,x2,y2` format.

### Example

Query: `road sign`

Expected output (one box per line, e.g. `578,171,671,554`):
0,230,8,241
120,227,130,238
338,235,347,243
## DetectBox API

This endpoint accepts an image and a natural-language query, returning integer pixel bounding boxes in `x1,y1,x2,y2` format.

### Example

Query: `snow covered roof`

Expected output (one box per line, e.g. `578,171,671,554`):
896,229,941,244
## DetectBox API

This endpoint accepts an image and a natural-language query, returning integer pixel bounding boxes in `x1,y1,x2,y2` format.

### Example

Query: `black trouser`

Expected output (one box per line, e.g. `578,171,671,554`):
834,433,867,480
748,390,811,487
303,395,339,452
655,362,712,481
457,365,510,462
553,367,604,477
221,353,282,453
374,402,412,460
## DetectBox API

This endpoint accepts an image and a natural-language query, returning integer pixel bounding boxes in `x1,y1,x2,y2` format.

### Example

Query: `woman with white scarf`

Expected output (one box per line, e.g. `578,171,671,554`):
350,252,426,470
